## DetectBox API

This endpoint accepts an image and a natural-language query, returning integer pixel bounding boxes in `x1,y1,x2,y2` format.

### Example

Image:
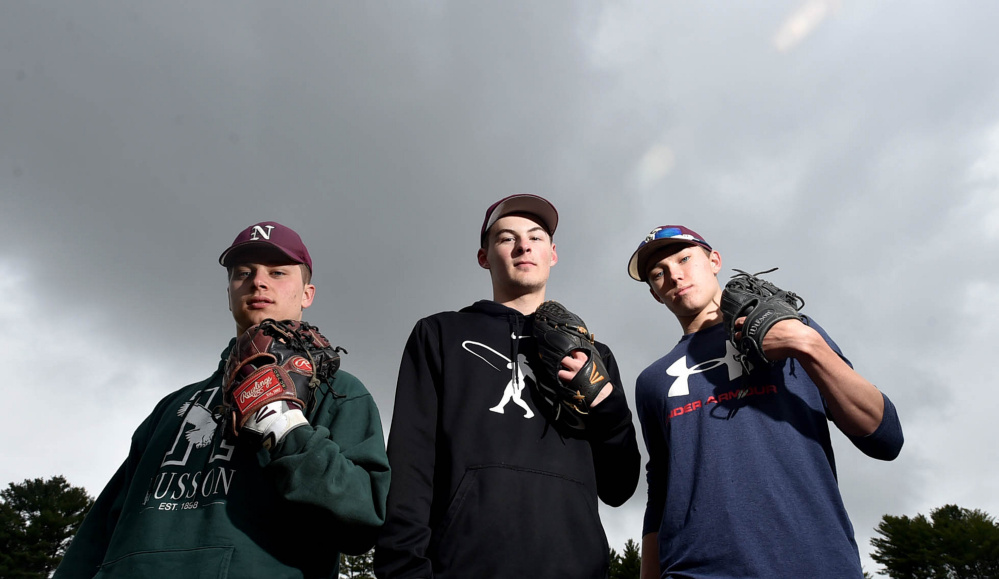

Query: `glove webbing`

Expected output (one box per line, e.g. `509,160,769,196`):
729,268,806,311
728,267,806,374
260,321,323,390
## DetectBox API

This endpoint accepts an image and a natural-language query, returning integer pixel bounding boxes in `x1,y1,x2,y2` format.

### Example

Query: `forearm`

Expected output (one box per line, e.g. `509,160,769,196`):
263,394,390,553
764,321,884,436
641,532,660,579
793,332,884,436
587,383,641,506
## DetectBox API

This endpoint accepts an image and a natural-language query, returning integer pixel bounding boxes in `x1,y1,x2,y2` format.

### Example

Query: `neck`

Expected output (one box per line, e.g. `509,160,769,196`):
493,288,547,315
678,292,724,335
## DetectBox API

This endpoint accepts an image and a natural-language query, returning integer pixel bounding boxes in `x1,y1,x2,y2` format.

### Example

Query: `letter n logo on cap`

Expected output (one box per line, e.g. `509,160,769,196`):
250,225,275,240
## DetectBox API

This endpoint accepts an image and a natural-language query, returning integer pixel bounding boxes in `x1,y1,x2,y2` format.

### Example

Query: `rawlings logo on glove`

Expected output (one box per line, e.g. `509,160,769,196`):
220,319,345,448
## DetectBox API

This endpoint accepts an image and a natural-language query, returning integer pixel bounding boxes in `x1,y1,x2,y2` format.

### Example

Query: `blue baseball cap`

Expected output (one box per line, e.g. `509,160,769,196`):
627,225,711,281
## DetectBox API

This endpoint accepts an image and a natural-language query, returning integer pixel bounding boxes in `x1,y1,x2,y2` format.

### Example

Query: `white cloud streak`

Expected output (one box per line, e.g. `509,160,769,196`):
774,0,841,52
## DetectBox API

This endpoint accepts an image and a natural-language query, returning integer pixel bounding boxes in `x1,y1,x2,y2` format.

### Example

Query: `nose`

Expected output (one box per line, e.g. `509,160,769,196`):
513,237,530,255
251,270,269,288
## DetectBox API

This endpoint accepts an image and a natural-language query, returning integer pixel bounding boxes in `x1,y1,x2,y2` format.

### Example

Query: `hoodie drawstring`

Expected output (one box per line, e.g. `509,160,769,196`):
509,314,522,390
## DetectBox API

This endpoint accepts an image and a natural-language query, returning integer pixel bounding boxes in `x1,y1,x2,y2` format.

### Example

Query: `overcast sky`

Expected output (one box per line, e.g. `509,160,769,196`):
3,1,998,576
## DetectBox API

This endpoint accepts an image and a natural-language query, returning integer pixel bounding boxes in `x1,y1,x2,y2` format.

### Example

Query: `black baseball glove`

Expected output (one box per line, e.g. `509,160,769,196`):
532,300,611,430
221,319,344,448
720,268,806,373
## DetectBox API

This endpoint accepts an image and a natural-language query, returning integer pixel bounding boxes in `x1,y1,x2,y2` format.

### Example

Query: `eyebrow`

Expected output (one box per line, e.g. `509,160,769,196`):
232,261,294,268
494,226,548,237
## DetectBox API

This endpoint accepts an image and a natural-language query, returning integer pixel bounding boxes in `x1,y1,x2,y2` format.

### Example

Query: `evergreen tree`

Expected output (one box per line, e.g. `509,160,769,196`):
339,548,375,578
0,476,93,578
871,504,999,579
609,538,642,579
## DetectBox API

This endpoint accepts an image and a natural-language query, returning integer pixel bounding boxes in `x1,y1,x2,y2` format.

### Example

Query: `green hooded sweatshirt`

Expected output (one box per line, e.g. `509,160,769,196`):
55,342,390,578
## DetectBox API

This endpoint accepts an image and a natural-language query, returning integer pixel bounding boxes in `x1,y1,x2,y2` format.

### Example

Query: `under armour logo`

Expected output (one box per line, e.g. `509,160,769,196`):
250,225,275,240
665,341,743,397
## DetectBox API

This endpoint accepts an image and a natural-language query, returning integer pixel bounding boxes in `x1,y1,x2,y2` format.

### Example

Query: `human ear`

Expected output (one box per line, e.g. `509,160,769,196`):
648,286,664,304
477,247,490,269
301,284,316,309
709,250,722,275
550,243,558,266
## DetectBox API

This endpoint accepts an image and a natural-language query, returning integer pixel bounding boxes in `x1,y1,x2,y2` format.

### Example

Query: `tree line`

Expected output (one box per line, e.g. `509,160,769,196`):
2,475,997,578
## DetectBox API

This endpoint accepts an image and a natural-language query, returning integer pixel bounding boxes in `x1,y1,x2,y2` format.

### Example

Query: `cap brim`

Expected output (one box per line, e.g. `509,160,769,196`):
483,195,558,241
628,238,706,281
219,242,309,271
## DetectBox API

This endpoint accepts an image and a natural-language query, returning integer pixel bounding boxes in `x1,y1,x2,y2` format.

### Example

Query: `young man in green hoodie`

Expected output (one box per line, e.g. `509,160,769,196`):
56,221,390,579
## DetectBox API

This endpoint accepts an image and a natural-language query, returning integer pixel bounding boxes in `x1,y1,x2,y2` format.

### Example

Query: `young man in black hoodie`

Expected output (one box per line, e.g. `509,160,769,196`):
374,195,641,579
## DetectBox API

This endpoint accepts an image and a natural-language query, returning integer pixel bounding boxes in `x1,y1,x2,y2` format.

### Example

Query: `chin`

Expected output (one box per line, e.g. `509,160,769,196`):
241,313,272,327
510,279,546,293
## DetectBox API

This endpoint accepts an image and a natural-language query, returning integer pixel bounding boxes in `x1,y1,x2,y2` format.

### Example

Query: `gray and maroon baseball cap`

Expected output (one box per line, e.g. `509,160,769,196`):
627,225,712,282
480,194,559,247
219,221,313,272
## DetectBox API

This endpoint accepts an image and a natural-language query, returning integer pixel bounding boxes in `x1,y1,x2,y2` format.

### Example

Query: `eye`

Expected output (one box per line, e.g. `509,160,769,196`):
679,255,690,263
234,270,251,279
650,271,663,281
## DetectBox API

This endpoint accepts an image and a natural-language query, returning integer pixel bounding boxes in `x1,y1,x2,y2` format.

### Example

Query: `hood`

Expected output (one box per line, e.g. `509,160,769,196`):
459,299,532,319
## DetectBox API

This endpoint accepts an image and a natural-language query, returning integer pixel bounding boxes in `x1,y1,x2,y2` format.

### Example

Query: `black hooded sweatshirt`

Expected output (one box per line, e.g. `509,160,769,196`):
374,300,641,579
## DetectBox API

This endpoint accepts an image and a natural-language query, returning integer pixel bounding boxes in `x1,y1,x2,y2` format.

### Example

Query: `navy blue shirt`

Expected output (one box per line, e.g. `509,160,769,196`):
636,321,902,578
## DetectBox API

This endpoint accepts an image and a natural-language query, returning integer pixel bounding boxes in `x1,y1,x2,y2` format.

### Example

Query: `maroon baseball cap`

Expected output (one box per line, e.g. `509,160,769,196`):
219,221,313,272
628,225,712,281
480,194,559,247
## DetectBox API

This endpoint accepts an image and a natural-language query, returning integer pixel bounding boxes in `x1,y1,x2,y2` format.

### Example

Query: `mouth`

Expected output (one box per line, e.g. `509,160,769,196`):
673,285,693,298
247,297,274,309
